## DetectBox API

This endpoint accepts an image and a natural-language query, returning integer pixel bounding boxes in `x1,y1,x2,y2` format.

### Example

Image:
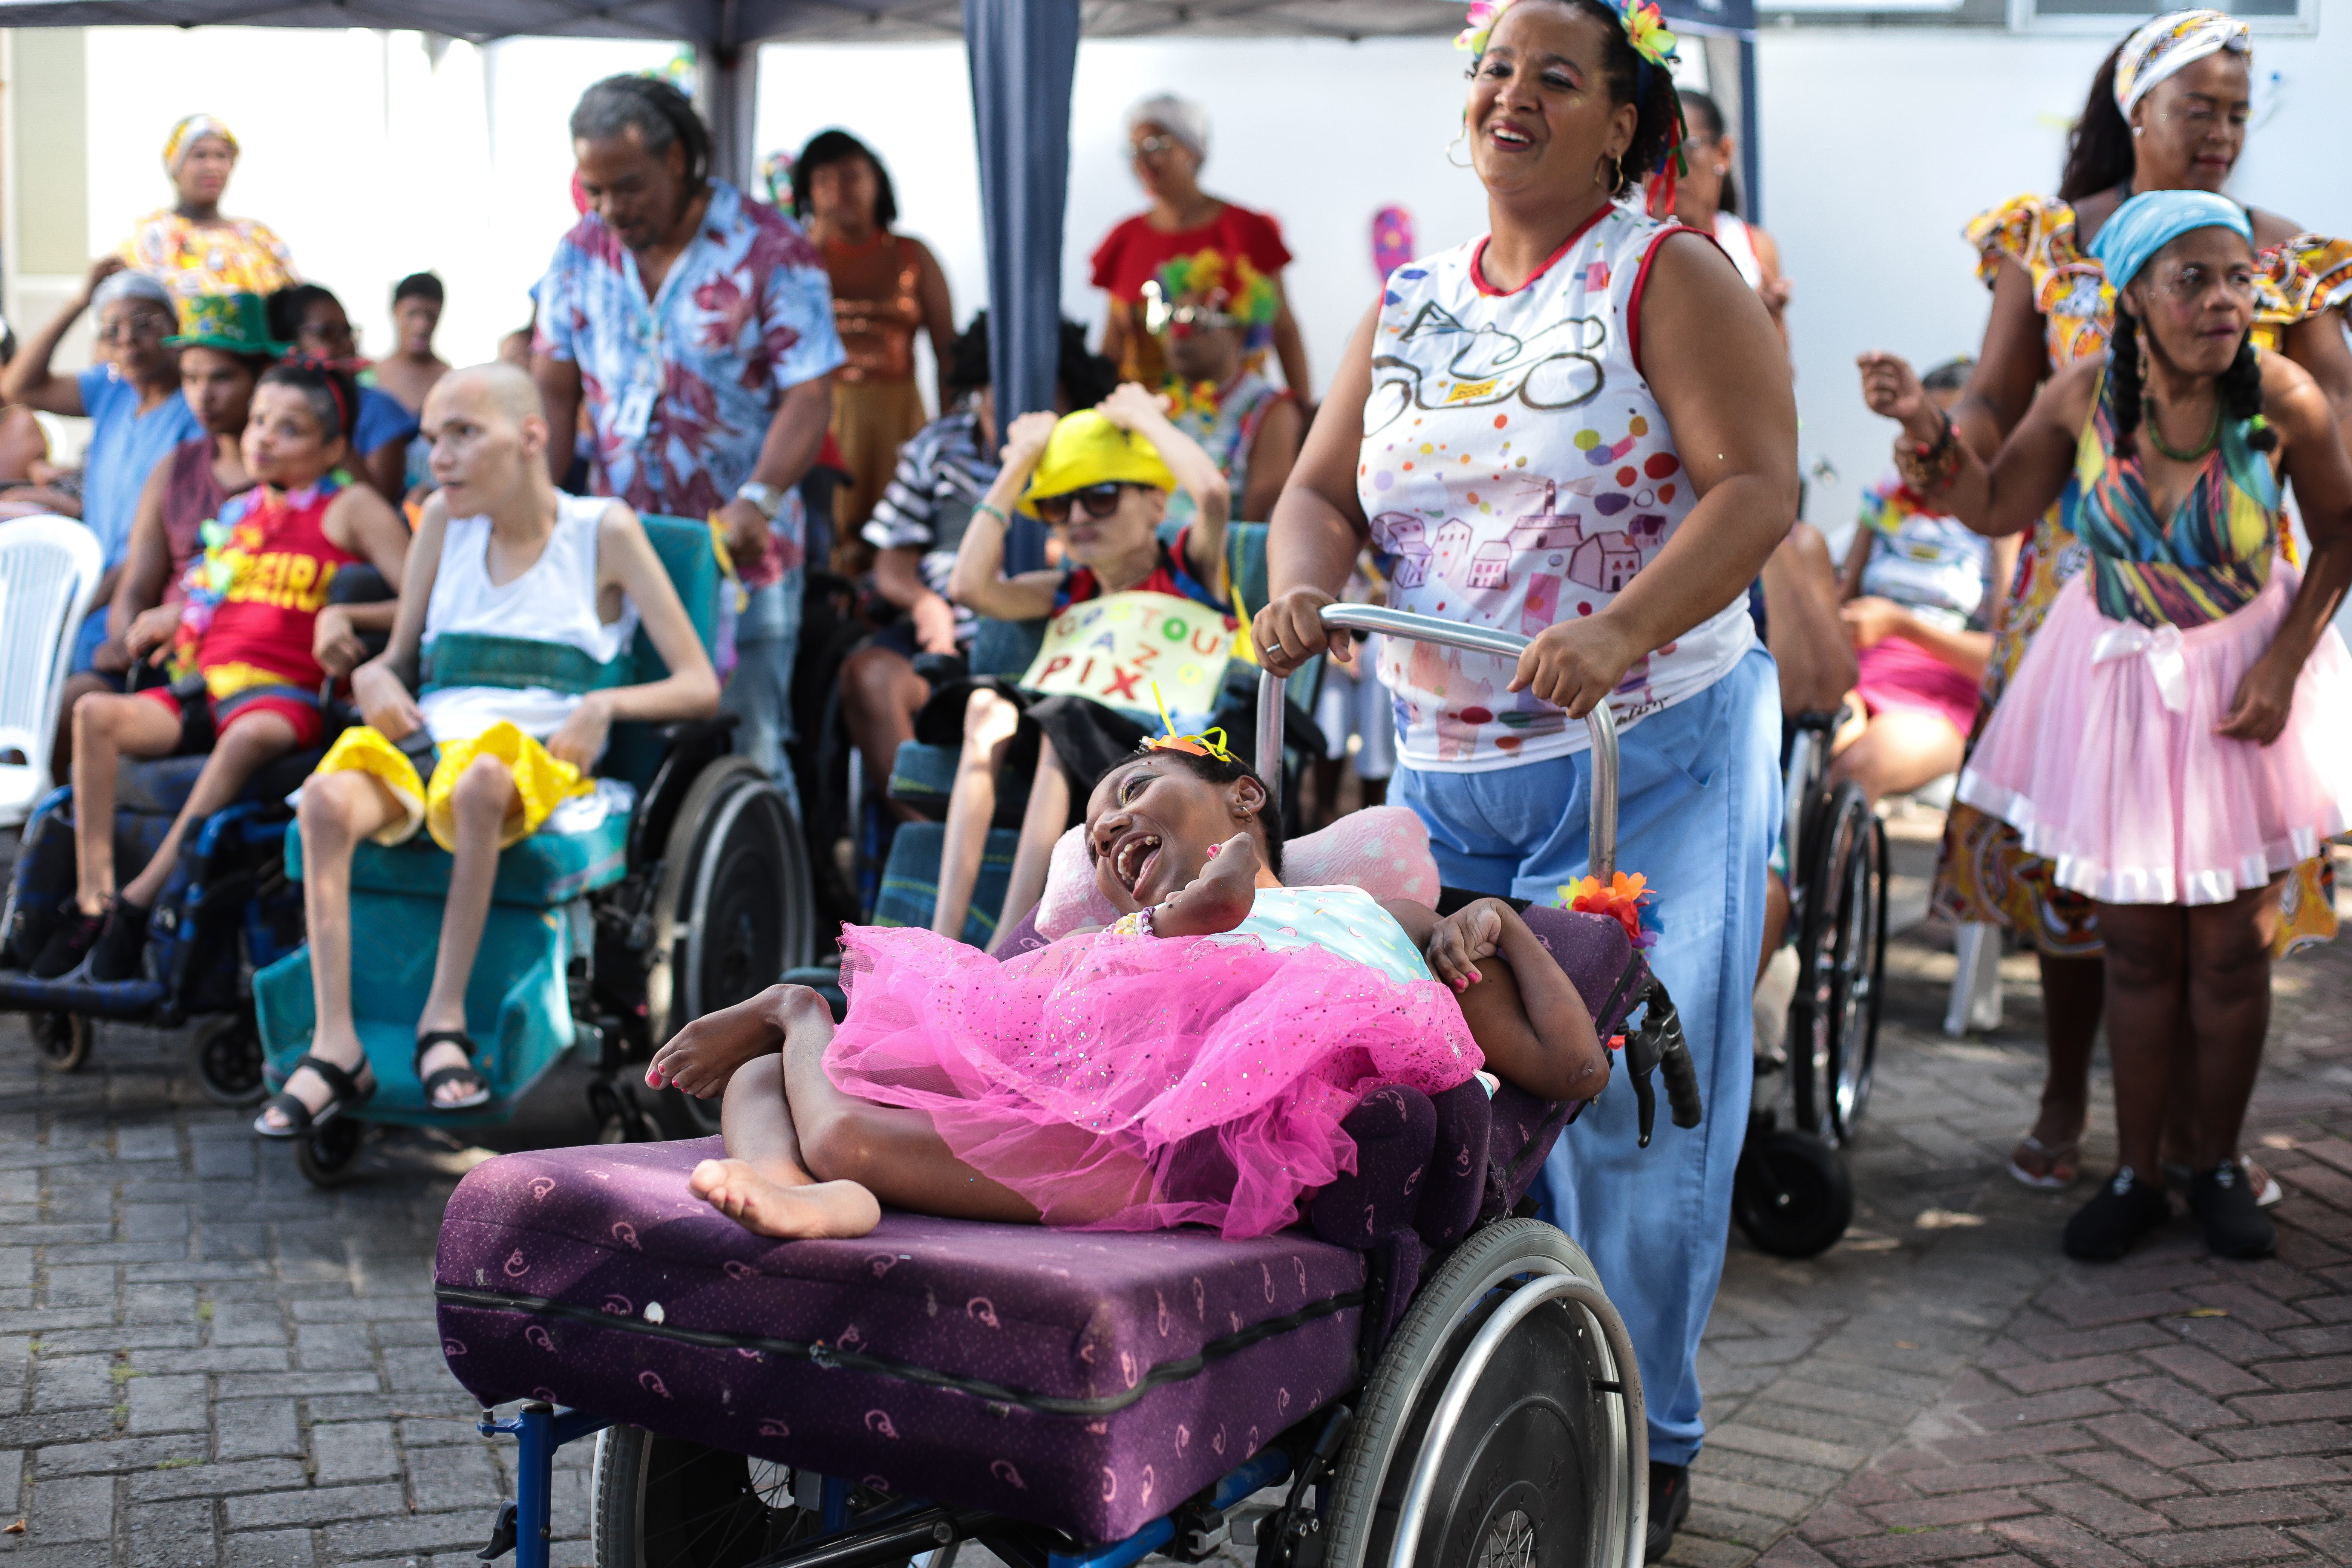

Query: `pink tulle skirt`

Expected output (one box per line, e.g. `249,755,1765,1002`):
823,925,1482,1238
1958,568,2352,905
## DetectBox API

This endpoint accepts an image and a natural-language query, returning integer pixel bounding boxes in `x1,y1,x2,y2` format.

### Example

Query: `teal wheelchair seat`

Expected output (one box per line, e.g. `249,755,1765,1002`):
251,514,761,1144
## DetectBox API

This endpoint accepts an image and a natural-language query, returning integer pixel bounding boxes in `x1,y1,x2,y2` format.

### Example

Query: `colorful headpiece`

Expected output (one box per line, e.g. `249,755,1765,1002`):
1455,0,1689,218
1144,249,1280,352
1147,684,1238,765
165,292,289,358
163,114,237,175
2114,10,2250,117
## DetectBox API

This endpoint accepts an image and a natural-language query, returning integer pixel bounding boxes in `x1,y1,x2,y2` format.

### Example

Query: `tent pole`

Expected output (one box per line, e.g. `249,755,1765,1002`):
965,0,1080,576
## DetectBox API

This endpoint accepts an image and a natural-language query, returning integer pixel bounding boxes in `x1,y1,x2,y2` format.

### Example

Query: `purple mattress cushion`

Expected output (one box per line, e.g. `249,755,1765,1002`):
436,1138,1366,1544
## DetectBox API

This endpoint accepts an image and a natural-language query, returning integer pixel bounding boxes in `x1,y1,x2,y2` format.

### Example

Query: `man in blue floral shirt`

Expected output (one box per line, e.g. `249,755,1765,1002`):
532,74,842,805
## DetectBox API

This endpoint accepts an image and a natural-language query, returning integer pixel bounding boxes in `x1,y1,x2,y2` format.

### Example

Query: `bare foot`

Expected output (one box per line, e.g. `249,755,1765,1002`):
689,1158,882,1239
1152,833,1261,938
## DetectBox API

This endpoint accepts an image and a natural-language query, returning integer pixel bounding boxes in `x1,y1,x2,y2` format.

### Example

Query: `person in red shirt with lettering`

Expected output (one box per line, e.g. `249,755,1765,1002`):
25,361,410,982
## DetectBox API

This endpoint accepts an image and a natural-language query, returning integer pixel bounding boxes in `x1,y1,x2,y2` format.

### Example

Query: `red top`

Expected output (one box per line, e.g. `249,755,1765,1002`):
1089,204,1293,303
197,481,362,695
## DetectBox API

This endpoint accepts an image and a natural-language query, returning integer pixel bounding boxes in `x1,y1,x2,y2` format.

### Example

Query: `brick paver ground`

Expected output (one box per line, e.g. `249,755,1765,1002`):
0,825,2343,1566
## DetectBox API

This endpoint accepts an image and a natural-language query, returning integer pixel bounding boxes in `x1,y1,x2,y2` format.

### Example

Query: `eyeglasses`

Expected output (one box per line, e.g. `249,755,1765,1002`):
1033,483,1132,524
1140,280,1239,336
98,315,171,345
1130,135,1181,160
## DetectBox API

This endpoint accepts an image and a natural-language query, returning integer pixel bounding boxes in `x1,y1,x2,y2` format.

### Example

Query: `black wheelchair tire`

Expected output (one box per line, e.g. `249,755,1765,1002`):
1320,1217,1642,1568
291,1116,366,1189
1788,783,1883,1144
644,758,814,1053
31,1011,92,1074
592,1423,801,1568
190,1013,268,1107
1731,1127,1854,1260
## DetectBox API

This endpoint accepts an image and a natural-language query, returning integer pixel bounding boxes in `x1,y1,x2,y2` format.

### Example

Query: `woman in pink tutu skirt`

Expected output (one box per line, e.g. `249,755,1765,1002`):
1862,190,2352,1263
644,734,1611,1241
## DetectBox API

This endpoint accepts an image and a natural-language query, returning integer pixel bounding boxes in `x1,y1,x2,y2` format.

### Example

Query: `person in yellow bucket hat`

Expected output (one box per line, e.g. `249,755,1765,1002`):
254,363,720,1137
912,381,1250,950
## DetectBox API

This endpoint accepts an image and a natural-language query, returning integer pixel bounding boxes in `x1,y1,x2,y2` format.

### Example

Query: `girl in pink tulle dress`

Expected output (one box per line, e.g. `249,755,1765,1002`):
648,737,1610,1241
1859,193,2352,1265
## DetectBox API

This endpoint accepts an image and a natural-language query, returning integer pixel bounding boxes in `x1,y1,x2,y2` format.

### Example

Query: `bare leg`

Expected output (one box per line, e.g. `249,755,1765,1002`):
1829,709,1964,806
415,753,512,1104
50,672,115,786
263,769,405,1128
689,1053,887,1240
2176,880,2284,1168
986,734,1069,954
931,688,1019,941
2095,903,2191,1179
1758,869,1790,986
70,692,197,913
839,645,930,827
2014,950,2103,1181
119,712,299,909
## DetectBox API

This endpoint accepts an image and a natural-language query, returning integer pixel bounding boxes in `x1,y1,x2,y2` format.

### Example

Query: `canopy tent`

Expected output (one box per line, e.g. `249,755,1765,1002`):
0,0,1756,560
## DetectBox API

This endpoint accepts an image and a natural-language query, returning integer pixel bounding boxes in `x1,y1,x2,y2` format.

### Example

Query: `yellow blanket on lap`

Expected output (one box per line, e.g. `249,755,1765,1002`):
317,721,591,852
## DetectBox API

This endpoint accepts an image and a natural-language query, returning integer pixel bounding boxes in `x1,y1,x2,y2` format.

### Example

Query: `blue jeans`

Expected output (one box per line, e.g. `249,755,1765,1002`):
720,571,804,821
1391,648,1781,1466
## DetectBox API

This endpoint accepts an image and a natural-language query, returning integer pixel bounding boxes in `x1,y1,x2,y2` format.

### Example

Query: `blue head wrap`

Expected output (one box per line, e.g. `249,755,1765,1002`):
2086,190,2252,290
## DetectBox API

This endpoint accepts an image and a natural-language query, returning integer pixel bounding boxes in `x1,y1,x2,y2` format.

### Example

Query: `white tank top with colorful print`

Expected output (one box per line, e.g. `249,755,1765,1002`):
1358,204,1757,772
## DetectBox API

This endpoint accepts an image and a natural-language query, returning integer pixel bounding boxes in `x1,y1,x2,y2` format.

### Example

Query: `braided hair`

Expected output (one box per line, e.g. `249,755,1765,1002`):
1096,747,1286,881
2058,43,2135,202
1479,0,1684,201
2107,305,2275,460
570,74,712,190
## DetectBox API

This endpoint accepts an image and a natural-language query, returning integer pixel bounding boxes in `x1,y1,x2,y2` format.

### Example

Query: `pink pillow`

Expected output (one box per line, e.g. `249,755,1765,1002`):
1033,806,1442,940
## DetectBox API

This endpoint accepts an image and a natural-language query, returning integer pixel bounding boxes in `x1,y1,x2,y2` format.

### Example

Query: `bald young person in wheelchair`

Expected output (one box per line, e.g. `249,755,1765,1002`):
257,364,719,1138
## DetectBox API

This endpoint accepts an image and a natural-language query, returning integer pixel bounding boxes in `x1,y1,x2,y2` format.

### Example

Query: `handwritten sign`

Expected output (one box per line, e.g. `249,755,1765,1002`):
1020,591,1237,725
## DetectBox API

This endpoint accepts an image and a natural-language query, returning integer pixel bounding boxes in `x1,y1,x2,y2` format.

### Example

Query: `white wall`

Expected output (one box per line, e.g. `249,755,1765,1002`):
1759,21,2352,550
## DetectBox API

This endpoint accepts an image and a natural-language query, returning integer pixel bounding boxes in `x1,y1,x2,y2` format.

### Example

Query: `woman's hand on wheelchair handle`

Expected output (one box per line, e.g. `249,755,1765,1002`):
1254,588,1349,675
351,659,424,741
1509,615,1639,716
546,692,613,771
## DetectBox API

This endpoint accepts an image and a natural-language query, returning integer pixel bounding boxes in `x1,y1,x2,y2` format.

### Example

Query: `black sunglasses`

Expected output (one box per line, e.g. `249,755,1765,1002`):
1034,482,1131,525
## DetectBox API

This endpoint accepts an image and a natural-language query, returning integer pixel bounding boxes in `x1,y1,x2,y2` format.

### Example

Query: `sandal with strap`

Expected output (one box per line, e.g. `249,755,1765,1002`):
415,1029,493,1111
253,1054,376,1139
2008,1133,2082,1190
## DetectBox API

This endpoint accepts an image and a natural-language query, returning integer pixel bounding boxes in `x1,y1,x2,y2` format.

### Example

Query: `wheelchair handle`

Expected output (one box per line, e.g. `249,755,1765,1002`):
1253,603,1620,881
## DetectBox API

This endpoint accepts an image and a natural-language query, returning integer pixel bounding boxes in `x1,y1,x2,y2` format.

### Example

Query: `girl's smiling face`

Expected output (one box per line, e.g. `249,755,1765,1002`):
1085,754,1269,912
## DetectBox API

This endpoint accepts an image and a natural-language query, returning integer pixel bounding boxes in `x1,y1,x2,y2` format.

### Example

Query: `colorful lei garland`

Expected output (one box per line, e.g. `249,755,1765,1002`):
169,473,344,676
1558,870,1660,950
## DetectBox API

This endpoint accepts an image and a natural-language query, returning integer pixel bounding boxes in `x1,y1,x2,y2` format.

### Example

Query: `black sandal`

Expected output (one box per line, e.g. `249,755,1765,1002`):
253,1054,375,1139
415,1029,492,1111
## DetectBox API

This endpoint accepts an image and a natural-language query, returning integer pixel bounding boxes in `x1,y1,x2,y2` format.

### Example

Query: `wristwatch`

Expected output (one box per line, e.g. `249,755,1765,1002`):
735,481,786,521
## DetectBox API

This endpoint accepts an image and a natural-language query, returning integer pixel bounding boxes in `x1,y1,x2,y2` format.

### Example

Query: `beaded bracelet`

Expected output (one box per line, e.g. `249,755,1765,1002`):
1109,906,1157,937
973,501,1011,528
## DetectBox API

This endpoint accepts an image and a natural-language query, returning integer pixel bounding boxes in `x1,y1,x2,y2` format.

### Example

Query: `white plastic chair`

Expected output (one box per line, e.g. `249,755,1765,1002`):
0,515,105,828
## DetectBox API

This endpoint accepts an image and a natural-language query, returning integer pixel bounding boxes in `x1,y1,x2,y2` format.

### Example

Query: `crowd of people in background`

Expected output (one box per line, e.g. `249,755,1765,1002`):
8,11,2352,1559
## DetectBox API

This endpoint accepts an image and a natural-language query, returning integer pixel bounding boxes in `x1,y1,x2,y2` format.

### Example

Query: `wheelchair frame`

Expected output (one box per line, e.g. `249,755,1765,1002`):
464,606,1690,1568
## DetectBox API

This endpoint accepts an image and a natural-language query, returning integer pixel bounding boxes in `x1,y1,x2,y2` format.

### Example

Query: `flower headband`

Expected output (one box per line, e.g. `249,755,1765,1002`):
1456,0,1688,217
1146,683,1238,765
1458,0,1679,72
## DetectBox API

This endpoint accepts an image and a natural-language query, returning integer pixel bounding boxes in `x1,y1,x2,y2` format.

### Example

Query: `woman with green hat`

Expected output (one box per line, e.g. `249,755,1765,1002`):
925,382,1239,947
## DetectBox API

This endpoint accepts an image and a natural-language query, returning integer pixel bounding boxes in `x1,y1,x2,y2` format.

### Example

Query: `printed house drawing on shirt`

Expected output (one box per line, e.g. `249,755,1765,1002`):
1370,513,1433,588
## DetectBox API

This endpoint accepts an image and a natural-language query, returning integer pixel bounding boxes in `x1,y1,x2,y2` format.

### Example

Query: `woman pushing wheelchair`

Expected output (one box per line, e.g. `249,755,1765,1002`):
256,363,720,1138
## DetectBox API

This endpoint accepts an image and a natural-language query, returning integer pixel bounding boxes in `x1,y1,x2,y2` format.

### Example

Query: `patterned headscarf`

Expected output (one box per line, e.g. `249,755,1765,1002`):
163,114,237,174
2113,10,2251,117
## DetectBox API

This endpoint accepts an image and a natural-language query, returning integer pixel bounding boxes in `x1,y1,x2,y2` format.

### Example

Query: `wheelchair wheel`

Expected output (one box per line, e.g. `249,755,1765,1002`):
592,1424,802,1568
1732,1126,1854,1260
31,1011,92,1074
1321,1217,1643,1568
1788,782,1883,1145
190,1013,268,1107
291,1116,366,1189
